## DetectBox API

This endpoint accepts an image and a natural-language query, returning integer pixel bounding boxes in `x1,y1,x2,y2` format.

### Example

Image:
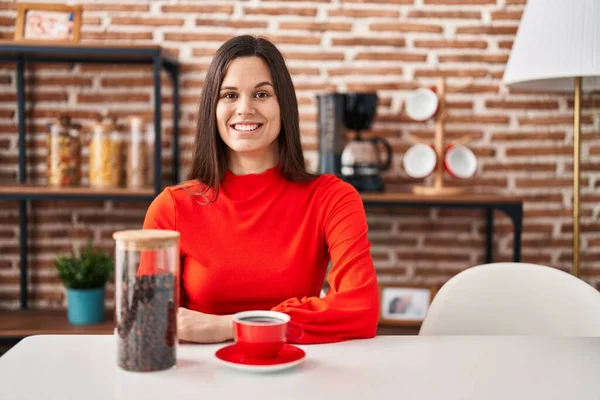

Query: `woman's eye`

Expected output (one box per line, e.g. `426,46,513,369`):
222,92,237,99
255,92,270,99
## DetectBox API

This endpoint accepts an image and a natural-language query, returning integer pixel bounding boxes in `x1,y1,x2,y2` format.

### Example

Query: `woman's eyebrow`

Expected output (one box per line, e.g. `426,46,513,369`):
254,81,273,88
220,81,274,91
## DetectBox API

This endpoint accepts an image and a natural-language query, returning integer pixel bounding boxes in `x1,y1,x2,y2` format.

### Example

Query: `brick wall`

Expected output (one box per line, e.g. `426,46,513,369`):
1,0,599,309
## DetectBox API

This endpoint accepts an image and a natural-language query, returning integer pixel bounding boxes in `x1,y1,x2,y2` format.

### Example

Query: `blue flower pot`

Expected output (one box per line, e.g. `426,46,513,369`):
66,287,106,325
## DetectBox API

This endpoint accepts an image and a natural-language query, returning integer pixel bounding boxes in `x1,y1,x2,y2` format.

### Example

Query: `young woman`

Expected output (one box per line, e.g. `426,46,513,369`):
143,35,379,344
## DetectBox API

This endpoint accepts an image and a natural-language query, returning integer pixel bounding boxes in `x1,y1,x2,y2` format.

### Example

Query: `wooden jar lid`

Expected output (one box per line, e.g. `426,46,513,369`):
112,229,179,250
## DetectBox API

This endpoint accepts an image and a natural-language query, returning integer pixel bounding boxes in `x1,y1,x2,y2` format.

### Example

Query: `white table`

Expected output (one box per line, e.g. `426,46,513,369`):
1,335,599,400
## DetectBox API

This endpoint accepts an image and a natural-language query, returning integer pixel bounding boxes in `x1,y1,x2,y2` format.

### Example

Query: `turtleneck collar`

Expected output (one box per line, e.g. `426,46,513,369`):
221,164,284,201
225,164,280,179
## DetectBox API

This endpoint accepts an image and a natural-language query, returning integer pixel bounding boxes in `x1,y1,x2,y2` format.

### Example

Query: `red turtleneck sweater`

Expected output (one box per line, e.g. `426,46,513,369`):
142,166,379,344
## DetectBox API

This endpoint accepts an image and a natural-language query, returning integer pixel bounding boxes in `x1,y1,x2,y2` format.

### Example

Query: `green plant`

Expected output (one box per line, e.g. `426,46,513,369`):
55,240,114,289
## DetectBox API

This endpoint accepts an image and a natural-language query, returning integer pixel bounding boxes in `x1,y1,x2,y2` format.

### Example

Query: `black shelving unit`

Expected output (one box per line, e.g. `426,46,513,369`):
0,42,181,309
360,192,523,264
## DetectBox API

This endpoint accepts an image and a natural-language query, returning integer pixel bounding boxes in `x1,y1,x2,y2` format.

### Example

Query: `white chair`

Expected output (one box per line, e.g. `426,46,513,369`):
419,262,600,336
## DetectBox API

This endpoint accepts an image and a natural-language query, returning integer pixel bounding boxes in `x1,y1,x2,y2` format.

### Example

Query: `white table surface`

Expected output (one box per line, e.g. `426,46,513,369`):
1,334,599,400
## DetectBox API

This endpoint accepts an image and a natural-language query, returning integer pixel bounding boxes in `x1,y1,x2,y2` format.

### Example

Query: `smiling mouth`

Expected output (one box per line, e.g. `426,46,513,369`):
230,123,263,133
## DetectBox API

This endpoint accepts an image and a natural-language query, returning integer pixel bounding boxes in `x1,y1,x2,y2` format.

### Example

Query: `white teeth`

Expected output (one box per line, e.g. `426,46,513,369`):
233,124,260,131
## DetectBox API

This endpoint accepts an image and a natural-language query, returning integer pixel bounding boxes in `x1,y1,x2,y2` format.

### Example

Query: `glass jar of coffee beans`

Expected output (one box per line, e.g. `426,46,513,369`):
113,229,180,372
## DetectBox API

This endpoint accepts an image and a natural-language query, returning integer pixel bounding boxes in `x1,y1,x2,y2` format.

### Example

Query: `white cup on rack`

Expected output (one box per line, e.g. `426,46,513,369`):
405,87,439,121
402,143,437,178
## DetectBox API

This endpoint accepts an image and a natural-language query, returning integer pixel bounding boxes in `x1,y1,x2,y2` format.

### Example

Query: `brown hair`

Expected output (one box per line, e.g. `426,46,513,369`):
185,35,316,202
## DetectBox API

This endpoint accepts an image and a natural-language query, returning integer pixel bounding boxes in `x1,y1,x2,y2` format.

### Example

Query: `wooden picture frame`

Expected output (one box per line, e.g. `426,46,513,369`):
378,283,438,327
14,3,82,43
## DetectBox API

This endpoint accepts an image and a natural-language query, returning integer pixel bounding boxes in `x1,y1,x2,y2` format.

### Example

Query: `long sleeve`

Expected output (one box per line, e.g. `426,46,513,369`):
271,184,380,344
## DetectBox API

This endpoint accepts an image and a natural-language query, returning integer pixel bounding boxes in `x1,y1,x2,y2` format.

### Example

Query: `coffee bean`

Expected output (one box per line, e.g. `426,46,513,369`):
117,273,177,372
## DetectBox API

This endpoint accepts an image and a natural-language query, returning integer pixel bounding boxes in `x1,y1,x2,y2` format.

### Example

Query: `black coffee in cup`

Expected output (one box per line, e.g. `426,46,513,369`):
239,316,285,324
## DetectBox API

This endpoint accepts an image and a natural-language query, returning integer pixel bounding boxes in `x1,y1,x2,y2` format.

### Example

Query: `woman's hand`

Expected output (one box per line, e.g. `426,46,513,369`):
177,307,233,343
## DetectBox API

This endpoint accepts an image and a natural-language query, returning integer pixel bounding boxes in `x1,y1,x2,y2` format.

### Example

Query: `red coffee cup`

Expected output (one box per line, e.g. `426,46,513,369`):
231,311,301,359
444,145,477,179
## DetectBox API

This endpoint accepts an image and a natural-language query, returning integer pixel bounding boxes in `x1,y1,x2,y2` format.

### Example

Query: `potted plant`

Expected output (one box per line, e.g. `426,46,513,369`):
55,240,114,325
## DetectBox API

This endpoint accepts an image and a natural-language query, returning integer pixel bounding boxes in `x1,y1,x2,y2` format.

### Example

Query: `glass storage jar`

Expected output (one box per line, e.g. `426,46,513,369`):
145,122,155,187
89,120,123,188
126,116,148,189
113,229,180,372
47,116,81,187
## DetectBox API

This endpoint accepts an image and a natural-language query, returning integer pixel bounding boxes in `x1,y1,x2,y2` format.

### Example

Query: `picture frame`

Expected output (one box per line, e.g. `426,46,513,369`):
14,3,82,43
378,283,438,327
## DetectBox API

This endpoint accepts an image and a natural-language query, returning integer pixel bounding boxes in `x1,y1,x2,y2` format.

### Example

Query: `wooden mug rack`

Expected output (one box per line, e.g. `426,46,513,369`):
407,77,476,195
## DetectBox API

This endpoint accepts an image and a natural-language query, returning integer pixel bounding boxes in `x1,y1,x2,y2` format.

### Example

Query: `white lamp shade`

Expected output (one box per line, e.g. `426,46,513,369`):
503,0,600,92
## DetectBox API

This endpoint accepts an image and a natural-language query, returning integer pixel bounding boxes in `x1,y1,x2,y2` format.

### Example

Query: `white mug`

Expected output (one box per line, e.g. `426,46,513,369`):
402,143,437,179
405,87,439,121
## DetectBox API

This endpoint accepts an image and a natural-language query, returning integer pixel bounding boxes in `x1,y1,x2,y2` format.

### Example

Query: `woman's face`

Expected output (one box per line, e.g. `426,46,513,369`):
216,56,281,160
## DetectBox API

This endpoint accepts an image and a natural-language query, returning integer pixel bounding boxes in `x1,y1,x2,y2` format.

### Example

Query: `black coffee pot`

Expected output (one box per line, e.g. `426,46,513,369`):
340,93,393,192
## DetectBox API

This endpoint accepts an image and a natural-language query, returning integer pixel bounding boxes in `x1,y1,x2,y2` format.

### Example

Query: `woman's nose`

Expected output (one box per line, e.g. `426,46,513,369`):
236,96,255,115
